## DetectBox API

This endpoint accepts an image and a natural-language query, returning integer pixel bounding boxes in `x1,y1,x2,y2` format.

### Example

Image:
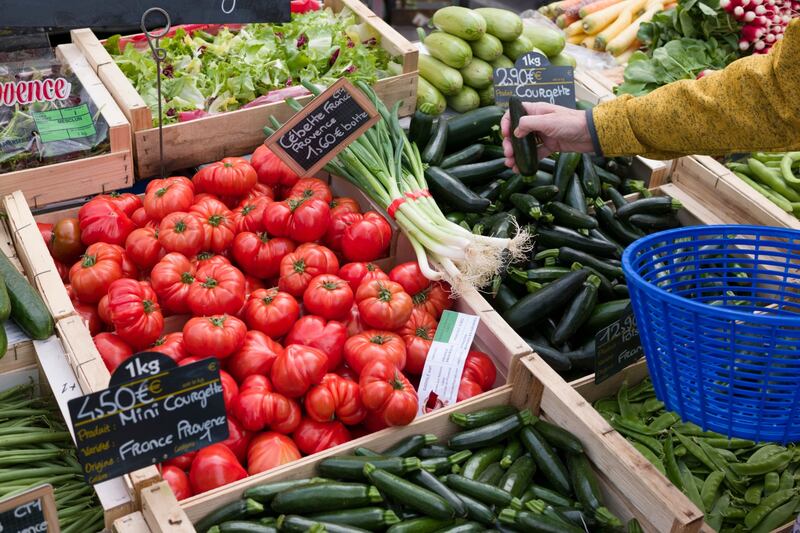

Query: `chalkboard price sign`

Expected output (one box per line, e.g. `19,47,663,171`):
68,355,229,484
594,304,643,384
493,52,576,108
266,78,380,178
0,484,59,533
6,1,290,28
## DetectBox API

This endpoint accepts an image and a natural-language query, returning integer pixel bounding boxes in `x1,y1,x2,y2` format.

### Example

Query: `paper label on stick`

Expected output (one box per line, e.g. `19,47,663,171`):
417,310,479,415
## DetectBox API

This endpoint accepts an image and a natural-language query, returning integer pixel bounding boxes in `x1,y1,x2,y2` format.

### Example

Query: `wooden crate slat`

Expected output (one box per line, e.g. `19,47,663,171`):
141,482,193,533
71,28,116,73
97,62,153,132
113,511,151,533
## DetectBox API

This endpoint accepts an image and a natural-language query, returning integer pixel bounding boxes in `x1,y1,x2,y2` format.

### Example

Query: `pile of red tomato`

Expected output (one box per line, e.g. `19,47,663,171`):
37,146,498,501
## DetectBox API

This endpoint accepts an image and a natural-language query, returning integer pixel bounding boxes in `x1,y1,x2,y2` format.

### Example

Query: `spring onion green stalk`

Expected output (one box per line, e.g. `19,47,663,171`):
266,81,530,294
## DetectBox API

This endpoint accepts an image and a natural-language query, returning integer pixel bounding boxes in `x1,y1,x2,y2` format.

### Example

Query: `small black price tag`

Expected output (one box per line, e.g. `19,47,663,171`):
0,484,59,533
493,52,576,108
594,304,644,384
266,78,380,178
68,354,228,484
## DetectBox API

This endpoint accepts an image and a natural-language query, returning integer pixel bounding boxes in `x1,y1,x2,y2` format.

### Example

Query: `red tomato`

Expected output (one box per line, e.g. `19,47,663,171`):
161,465,192,501
107,279,164,349
329,197,361,218
293,419,351,455
189,444,246,494
231,376,301,433
302,275,353,321
221,417,252,464
457,377,484,402
243,275,265,297
250,144,299,190
187,262,246,316
462,350,496,391
151,332,187,363
94,332,132,372
242,288,299,339
362,410,389,433
240,374,271,393
231,232,296,279
108,244,139,280
74,302,103,336
341,212,392,262
247,432,301,475
150,253,196,314
51,218,84,263
130,207,150,228
344,330,406,374
270,344,328,398
190,197,236,253
245,182,276,201
227,330,284,382
324,211,360,252
183,315,246,359
335,365,359,382
193,157,257,197
144,176,195,221
54,258,70,283
359,358,418,426
305,373,366,425
278,244,339,297
338,262,389,294
285,316,346,371
38,222,53,253
191,251,231,270
413,282,452,320
164,451,195,471
399,309,437,375
158,212,204,257
69,243,124,303
232,196,270,233
101,192,142,217
220,370,239,412
389,261,430,297
125,227,164,270
98,295,112,326
78,198,136,247
356,280,413,331
344,305,366,337
287,178,333,204
263,197,330,243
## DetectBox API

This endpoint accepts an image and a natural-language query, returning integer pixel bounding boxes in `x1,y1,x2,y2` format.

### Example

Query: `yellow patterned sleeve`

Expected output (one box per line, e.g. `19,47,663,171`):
591,18,800,159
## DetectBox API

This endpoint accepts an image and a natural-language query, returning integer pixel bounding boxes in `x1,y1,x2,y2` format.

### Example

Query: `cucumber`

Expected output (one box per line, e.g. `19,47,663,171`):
582,299,631,333
441,144,485,169
532,419,585,454
461,445,504,479
196,499,264,533
537,226,620,258
522,25,565,58
477,85,495,107
207,522,276,533
364,464,455,520
489,54,514,69
554,152,581,202
459,58,494,90
244,478,323,503
0,254,52,340
545,202,598,229
566,453,603,512
474,8,523,42
615,197,681,219
521,485,573,508
528,185,559,202
309,507,401,530
319,456,421,480
452,491,496,525
503,269,590,328
387,517,453,533
448,410,533,449
432,6,487,41
477,462,505,485
408,468,468,518
416,77,447,116
446,106,504,151
424,31,473,69
425,167,491,212
447,86,480,113
580,154,601,198
422,119,449,165
509,96,538,176
444,475,520,508
409,110,436,147
556,247,623,280
552,275,600,345
278,515,370,533
520,426,571,496
419,54,463,96
502,36,534,61
383,434,438,457
448,159,508,185
271,482,382,514
0,276,10,322
469,33,503,61
498,455,536,497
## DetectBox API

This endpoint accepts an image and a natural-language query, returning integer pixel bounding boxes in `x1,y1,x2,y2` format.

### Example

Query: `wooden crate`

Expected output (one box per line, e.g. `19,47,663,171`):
69,0,419,179
0,45,132,209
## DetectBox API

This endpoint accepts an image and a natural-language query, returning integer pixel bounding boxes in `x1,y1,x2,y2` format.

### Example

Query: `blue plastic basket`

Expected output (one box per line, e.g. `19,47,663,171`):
622,225,800,444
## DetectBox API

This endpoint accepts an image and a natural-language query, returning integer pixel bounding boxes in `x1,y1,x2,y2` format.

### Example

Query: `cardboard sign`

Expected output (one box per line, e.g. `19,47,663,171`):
266,78,379,178
594,304,643,384
493,52,576,108
417,310,480,415
4,1,290,28
0,484,59,533
68,354,228,484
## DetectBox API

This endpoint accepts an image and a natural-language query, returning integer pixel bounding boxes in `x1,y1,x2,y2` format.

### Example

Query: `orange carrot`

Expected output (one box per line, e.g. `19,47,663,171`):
580,0,624,18
556,12,580,28
566,0,604,17
552,0,585,16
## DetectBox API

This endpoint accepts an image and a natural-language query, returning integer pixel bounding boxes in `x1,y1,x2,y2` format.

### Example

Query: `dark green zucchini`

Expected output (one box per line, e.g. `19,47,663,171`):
556,247,623,280
508,96,538,176
580,154,601,198
603,184,628,208
532,419,585,454
523,340,571,371
476,462,505,485
499,174,525,202
545,201,598,229
616,197,682,219
207,522,276,533
382,434,437,457
491,284,518,313
452,491,496,525
538,158,556,173
278,515,370,533
551,275,600,345
419,445,458,459
364,465,455,520
519,426,571,496
554,153,581,202
528,185,559,202
309,507,401,530
441,144,485,169
566,453,603,512
244,478,322,503
0,253,52,339
319,456,420,480
497,455,536,497
508,266,570,284
482,144,505,160
444,475,520,508
408,469,468,518
581,299,631,333
499,509,582,533
595,203,645,245
446,106,504,150
474,180,505,202
448,159,509,186
521,485,573,508
528,170,554,187
628,213,681,231
509,194,542,219
448,410,533,450
537,226,620,258
387,517,453,533
461,445,504,480
196,499,264,533
594,165,622,187
409,110,435,148
422,119,449,165
425,167,491,212
503,269,590,328
449,406,517,428
271,482,382,514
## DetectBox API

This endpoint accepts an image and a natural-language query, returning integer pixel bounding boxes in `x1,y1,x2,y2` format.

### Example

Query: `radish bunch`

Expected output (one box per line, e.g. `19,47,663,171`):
720,0,799,52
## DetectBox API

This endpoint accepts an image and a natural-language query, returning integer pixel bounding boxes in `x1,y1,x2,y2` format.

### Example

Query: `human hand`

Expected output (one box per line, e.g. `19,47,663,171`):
501,102,594,172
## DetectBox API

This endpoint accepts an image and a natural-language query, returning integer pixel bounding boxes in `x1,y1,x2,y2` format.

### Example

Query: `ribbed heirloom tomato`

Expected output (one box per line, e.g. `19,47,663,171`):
190,197,236,253
328,196,360,218
390,261,452,319
219,370,239,412
302,274,353,321
144,176,195,221
359,358,418,427
232,375,301,434
341,212,392,262
187,262,246,316
285,316,346,371
93,332,132,372
182,314,246,359
293,418,351,455
247,432,301,475
462,350,496,390
231,231,295,279
251,144,299,191
242,288,299,339
305,373,366,425
193,157,257,197
263,196,330,243
356,280,413,331
107,279,164,349
125,227,164,270
74,303,103,336
232,196,270,233
226,330,284,382
78,197,136,247
100,192,142,217
161,465,192,501
344,330,407,374
108,243,139,279
399,309,438,375
151,333,187,363
324,211,360,252
337,262,389,293
389,261,430,297
221,417,252,464
158,212,204,257
150,253,196,314
270,344,328,398
278,244,339,297
189,444,247,494
287,177,333,204
69,243,124,303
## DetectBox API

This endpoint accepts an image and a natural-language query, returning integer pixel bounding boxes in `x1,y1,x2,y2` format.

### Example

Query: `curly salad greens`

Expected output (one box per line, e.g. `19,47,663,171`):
106,8,395,126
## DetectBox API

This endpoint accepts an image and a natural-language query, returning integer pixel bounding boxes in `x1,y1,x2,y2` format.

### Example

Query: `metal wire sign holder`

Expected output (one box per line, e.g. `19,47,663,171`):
141,7,171,178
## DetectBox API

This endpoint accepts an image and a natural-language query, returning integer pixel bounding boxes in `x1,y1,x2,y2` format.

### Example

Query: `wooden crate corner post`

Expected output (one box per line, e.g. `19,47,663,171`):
113,511,152,533
141,482,195,533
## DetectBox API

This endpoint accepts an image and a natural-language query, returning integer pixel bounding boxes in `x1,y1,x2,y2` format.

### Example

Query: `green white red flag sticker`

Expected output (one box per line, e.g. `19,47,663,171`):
417,310,479,415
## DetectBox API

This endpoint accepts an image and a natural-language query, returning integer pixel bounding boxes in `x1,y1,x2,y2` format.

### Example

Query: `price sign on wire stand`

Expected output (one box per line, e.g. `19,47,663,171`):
68,352,228,485
0,484,59,533
493,51,576,108
266,78,380,177
594,304,644,384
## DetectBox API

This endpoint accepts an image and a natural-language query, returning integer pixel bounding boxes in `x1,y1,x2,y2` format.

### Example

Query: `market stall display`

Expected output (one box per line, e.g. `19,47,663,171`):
727,152,800,220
